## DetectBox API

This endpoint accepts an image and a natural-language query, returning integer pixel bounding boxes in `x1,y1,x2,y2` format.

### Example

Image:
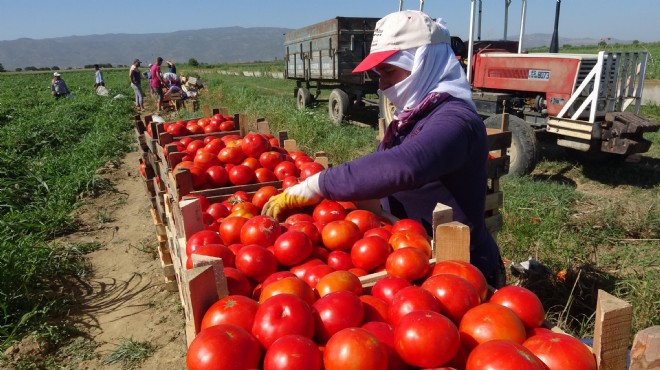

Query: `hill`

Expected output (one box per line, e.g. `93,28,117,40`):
0,26,640,71
0,27,292,71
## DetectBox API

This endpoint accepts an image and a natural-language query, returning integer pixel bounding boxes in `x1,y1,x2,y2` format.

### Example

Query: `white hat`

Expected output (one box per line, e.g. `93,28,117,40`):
353,10,450,73
53,72,61,77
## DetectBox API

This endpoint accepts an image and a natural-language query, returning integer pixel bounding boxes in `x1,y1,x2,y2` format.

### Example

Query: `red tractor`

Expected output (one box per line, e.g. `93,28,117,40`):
379,0,659,175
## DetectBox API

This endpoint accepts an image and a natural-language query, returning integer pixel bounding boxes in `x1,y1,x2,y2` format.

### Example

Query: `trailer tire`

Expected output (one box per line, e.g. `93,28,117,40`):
378,93,396,125
329,89,350,125
484,115,538,176
297,87,312,110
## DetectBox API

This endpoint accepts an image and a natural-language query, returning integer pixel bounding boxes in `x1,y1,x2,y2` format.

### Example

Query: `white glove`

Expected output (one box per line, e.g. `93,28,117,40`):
262,173,323,220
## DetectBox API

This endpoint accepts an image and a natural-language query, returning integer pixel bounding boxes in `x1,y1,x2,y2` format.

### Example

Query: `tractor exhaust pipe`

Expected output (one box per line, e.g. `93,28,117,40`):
549,0,561,53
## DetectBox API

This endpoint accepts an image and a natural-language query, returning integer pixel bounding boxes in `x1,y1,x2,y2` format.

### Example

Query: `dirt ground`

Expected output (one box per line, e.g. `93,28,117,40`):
3,148,189,369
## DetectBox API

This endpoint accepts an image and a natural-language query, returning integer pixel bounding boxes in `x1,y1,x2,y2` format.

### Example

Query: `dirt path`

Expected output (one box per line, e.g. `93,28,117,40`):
56,149,187,369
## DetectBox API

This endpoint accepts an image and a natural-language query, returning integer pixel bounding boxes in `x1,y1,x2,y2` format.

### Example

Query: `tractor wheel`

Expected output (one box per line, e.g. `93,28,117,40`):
328,89,350,125
484,115,538,176
378,93,396,125
296,87,312,110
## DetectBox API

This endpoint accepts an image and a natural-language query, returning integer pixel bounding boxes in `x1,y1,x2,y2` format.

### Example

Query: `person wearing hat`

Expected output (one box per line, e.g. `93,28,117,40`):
263,10,505,287
129,59,145,111
51,72,70,99
166,60,177,74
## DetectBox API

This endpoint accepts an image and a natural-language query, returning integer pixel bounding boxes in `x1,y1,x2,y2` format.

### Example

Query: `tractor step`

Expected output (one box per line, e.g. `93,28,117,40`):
601,112,659,155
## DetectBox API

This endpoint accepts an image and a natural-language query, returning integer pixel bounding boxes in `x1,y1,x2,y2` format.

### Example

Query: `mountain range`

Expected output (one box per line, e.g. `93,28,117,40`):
0,27,633,71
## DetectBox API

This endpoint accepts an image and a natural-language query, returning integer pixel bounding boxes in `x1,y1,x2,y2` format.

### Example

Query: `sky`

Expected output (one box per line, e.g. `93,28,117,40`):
0,0,658,43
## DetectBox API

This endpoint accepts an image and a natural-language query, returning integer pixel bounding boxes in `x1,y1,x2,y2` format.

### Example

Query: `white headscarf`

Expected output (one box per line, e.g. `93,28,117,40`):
380,19,476,113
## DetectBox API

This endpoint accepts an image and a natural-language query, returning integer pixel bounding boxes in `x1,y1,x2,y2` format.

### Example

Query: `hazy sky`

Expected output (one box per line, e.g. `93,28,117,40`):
0,0,658,43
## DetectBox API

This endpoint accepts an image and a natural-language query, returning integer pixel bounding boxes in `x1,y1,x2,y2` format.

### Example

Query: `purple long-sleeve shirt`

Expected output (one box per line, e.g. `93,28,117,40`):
318,96,501,277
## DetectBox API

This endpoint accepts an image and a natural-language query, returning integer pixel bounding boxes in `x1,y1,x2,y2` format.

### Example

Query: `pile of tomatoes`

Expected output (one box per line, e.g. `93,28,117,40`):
184,195,598,370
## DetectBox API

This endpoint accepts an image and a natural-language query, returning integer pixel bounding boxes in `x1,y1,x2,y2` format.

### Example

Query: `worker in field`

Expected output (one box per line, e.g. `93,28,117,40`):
263,10,505,287
94,64,105,88
149,57,167,113
50,72,70,99
129,59,145,111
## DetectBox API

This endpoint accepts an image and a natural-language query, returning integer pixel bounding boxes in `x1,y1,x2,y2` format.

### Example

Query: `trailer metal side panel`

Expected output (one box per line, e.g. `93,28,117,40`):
284,17,379,86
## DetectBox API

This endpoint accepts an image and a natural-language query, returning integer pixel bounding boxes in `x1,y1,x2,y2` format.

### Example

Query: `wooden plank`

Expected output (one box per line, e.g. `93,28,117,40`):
434,221,470,263
484,191,503,213
487,156,509,179
484,214,503,235
283,139,298,152
256,120,271,134
432,203,453,249
593,289,633,370
629,326,660,370
202,105,211,118
175,197,205,240
486,129,512,152
277,131,289,147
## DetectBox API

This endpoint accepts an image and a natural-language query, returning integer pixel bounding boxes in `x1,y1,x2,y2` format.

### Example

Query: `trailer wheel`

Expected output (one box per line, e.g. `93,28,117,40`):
484,115,538,176
328,89,350,125
378,93,396,125
296,87,312,110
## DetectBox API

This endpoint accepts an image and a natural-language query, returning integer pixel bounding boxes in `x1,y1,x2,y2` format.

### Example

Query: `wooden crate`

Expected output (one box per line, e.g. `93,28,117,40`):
150,208,177,292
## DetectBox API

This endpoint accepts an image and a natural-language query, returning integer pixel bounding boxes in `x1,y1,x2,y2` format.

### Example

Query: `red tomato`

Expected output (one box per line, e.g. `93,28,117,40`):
230,202,258,219
466,340,546,370
361,321,412,370
459,303,527,350
206,202,230,220
194,151,221,170
235,244,279,282
264,334,323,370
394,310,460,368
522,332,597,370
202,138,225,154
431,260,489,302
255,167,278,183
241,157,261,172
200,295,259,332
273,230,313,266
312,290,364,343
303,264,336,288
359,295,389,323
345,210,381,236
489,286,545,329
242,133,272,158
363,227,392,241
258,276,315,306
179,137,193,147
315,270,363,297
287,221,321,245
273,161,299,180
229,190,251,203
218,216,248,245
251,185,280,211
186,230,222,256
252,294,315,349
228,164,255,185
290,258,325,281
187,194,210,211
284,213,315,225
204,165,229,187
323,328,388,370
186,324,261,370
313,200,347,224
293,154,314,168
187,244,235,269
321,220,361,251
351,236,391,272
166,122,189,136
391,218,428,237
259,151,284,170
281,175,299,189
187,122,204,135
223,267,252,296
218,146,246,165
185,139,205,154
388,286,440,326
389,230,433,258
337,201,358,212
371,276,412,305
326,250,354,271
299,162,325,181
219,120,236,131
348,267,368,277
385,247,430,282
421,273,480,325
240,215,282,247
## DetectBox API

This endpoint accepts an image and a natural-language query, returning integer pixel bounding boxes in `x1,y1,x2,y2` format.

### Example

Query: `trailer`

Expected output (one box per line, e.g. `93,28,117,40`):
284,17,381,124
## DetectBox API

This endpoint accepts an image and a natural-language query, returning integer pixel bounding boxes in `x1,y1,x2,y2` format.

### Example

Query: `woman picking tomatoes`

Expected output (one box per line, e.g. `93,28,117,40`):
263,10,504,288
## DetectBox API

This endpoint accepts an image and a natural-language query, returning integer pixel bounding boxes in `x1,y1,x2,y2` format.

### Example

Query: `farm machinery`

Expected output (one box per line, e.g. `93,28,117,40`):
285,0,659,175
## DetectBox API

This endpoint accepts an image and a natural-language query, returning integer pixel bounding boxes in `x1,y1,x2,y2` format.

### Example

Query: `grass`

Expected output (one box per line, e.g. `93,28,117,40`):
0,69,135,349
102,338,156,370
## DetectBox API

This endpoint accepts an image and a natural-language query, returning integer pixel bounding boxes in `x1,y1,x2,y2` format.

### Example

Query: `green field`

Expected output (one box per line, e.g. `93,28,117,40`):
0,56,658,361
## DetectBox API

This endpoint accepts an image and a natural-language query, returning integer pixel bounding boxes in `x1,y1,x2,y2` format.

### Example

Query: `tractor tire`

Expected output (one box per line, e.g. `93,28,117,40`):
328,89,350,125
296,87,312,110
378,92,397,125
484,115,538,176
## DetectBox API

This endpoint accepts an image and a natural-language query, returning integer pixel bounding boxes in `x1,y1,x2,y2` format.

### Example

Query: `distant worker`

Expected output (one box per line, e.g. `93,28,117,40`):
51,72,70,99
166,60,177,74
129,59,145,111
94,64,105,88
149,57,167,113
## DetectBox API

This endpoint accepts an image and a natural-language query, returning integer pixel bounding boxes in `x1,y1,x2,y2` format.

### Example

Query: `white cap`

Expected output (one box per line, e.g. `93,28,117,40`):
53,72,61,77
353,10,450,73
